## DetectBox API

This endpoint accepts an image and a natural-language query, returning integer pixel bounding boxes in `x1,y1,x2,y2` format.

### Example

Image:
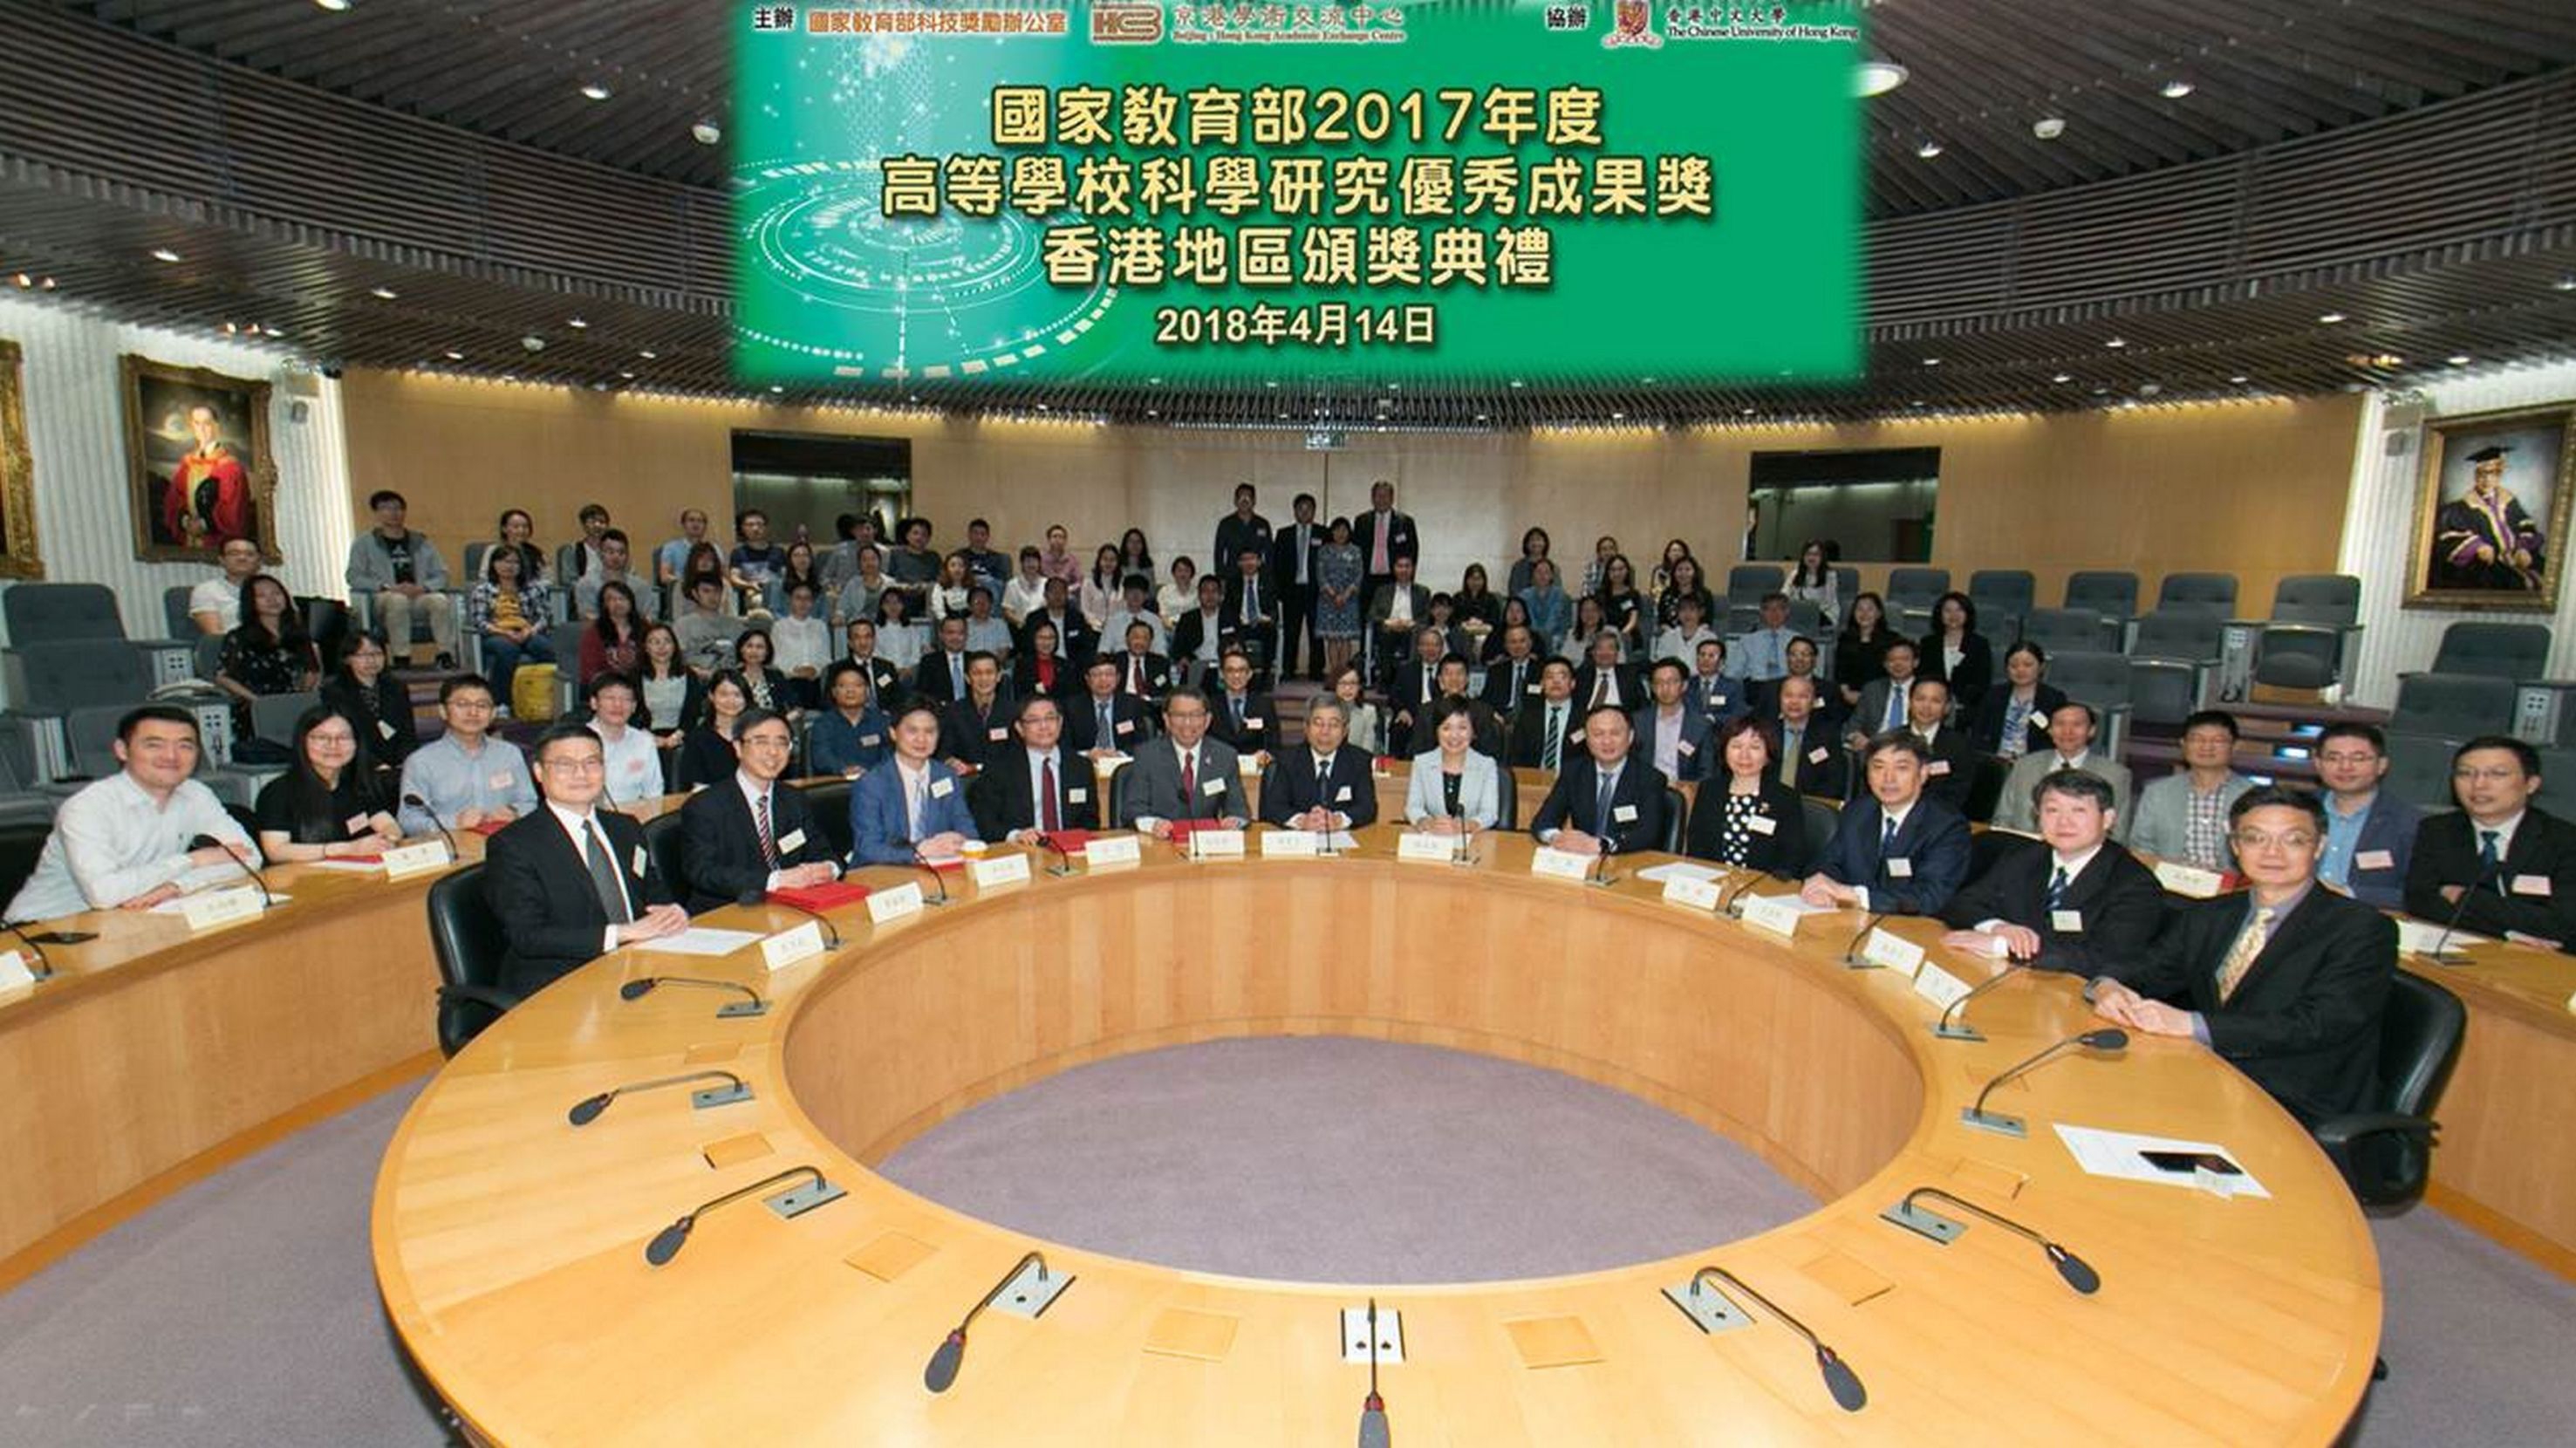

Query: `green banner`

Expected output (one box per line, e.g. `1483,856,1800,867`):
733,2,1860,388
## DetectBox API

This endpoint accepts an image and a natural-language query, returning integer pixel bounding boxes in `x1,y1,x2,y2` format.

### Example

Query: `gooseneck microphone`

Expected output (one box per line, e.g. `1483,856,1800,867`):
1685,1267,1866,1412
924,1250,1051,1393
1357,1295,1390,1448
743,888,843,949
1890,1186,2101,1294
903,842,953,905
1963,1028,2128,1137
401,793,459,857
1,919,57,981
643,1165,827,1266
618,974,769,1017
188,834,277,910
2425,861,2500,966
1718,868,1765,918
1840,912,1888,967
568,1069,750,1125
1932,961,2032,1042
1041,831,1077,878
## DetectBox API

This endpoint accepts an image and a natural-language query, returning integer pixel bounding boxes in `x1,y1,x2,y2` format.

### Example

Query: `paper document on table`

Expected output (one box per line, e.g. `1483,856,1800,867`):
150,891,291,914
2395,919,2489,955
304,860,383,873
1633,861,1725,885
637,928,767,958
2053,1124,2272,1199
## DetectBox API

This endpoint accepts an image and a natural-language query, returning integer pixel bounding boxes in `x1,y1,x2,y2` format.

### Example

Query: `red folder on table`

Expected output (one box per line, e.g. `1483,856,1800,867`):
769,881,872,912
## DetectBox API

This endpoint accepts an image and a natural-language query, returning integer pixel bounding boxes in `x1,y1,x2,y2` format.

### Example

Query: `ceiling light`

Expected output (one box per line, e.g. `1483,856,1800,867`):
2555,277,2576,292
2317,311,2347,324
1856,61,1909,98
2136,381,2163,396
2160,79,2195,99
443,350,465,361
580,83,613,102
618,370,637,379
1475,413,1489,422
1922,357,1942,366
1145,408,1159,417
2228,374,2250,384
1509,379,1526,389
1740,406,1758,416
151,248,181,263
692,120,722,147
315,0,352,11
769,385,786,394
521,335,545,352
369,285,397,300
638,349,659,359
1610,412,1625,420
2447,354,2472,366
2033,117,2067,140
568,317,590,329
2051,372,2074,383
1035,401,1049,410
1915,139,1943,159
2104,337,2128,349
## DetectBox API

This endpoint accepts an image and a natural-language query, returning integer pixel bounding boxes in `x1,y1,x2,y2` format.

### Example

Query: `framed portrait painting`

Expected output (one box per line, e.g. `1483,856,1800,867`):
0,339,40,578
2405,404,2576,612
120,354,279,565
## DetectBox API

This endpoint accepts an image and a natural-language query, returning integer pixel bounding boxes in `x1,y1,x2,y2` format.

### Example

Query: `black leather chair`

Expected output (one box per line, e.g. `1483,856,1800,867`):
1654,787,1687,854
0,819,54,911
1968,825,2044,882
1798,797,1841,876
798,777,855,863
1493,763,1520,831
2311,973,2467,1213
427,865,517,1056
641,812,688,905
1963,755,2010,824
1104,761,1132,828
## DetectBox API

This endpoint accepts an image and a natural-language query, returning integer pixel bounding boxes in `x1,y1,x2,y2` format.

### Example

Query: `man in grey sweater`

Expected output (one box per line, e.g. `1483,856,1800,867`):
343,488,457,667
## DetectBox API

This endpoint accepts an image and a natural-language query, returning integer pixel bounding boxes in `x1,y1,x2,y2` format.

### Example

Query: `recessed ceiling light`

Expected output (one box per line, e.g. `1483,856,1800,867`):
444,350,465,361
1610,411,1625,420
1910,400,1927,408
1856,61,1909,97
1264,379,1277,388
2228,374,2250,384
1915,139,1944,159
638,349,658,359
2555,277,2576,292
1035,401,1049,411
369,285,397,300
521,335,545,352
2137,381,2163,396
315,0,351,11
1145,408,1159,417
1509,379,1526,389
2051,372,2074,383
2104,337,2128,349
2447,354,2473,366
2090,386,2110,395
769,385,785,394
1740,406,1758,416
1922,357,1942,366
2033,117,2067,140
691,120,722,147
618,370,637,379
2160,79,2195,99
580,82,612,102
2317,311,2347,324
568,317,590,329
1275,411,1288,420
151,248,181,263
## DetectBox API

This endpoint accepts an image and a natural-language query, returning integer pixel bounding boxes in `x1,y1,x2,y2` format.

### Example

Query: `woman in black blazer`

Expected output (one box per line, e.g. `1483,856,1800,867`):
1011,617,1076,703
1684,716,1808,877
1917,591,1994,724
1968,641,2067,758
672,671,752,791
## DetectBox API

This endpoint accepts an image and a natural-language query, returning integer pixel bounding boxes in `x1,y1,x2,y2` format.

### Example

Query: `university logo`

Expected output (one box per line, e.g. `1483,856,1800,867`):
1092,3,1163,44
1602,0,1663,48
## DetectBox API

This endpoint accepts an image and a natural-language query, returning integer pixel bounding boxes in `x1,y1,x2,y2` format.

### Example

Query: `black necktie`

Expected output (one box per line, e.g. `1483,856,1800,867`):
583,821,632,925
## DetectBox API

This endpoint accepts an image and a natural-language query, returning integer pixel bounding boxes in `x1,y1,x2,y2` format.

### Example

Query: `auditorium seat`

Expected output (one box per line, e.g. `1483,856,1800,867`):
2416,621,2551,683
2,641,156,782
1796,797,1840,875
0,817,52,906
1963,755,2010,823
1967,570,2034,645
2384,673,2518,742
2381,734,2459,812
2061,571,2139,648
2312,973,2465,1213
2152,572,2239,619
2020,608,2103,659
2128,612,2225,714
1493,765,1520,830
427,865,518,1055
1885,567,1949,631
161,585,198,640
2042,652,2135,756
2251,574,2364,693
1725,564,1782,611
2535,750,2576,818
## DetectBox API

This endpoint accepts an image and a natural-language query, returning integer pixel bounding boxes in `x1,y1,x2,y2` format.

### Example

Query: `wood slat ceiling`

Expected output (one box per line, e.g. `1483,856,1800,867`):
5,0,2574,426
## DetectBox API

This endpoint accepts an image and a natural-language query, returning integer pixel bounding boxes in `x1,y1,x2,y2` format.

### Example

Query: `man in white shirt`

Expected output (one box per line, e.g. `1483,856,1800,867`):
1652,593,1719,672
1001,547,1051,626
1992,702,2135,837
584,674,664,809
1100,576,1169,658
188,536,263,635
7,706,262,921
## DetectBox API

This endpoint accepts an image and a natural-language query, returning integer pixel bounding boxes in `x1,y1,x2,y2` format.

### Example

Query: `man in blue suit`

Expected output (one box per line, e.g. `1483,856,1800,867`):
2313,722,2420,910
848,702,980,864
1801,730,1971,915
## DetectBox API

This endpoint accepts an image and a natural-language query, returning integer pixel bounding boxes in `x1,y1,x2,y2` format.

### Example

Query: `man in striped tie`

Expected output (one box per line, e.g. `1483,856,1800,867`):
673,709,844,912
2090,785,2397,1124
1938,770,2164,975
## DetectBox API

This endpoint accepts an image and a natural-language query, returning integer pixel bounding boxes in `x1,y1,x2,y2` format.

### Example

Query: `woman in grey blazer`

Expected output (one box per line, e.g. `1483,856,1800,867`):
1405,699,1503,830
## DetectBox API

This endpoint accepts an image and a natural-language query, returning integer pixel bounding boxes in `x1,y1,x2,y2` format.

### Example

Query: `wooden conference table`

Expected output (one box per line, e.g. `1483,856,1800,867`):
373,824,2382,1445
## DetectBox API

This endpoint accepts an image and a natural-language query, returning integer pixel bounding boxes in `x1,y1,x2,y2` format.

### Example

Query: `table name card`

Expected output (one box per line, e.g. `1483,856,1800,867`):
381,839,452,880
1910,960,1973,1010
180,886,264,932
1084,835,1144,869
865,882,926,924
759,921,825,972
1259,830,1321,857
968,852,1033,890
1861,927,1927,977
1659,875,1725,912
1186,829,1247,858
1530,847,1595,881
2154,861,2226,898
0,950,35,992
1739,894,1806,938
1397,831,1461,864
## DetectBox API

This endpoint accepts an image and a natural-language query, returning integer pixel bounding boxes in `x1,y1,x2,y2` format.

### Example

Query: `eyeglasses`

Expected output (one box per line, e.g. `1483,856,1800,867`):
740,734,793,750
2229,830,2317,851
2451,766,2525,784
2315,751,2381,767
543,756,605,774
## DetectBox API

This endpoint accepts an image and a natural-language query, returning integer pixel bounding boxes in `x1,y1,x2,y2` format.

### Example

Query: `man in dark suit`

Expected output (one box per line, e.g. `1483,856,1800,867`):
1386,625,1449,750
1570,630,1642,714
1021,577,1096,662
839,618,906,713
1260,694,1377,830
1204,649,1277,761
1903,677,1979,815
2094,785,2395,1124
1168,575,1231,686
1801,730,1972,916
673,709,844,913
1118,688,1250,837
1408,655,1506,758
911,615,977,707
1845,639,1922,746
1506,658,1585,772
1530,705,1669,856
1480,623,1544,718
1110,618,1174,705
1366,553,1432,688
1941,768,2163,975
937,652,1016,772
1212,482,1272,593
483,722,687,997
1219,545,1275,676
968,693,1090,844
1067,656,1155,755
2402,734,2576,948
1271,491,1325,680
1772,675,1847,798
1687,638,1752,727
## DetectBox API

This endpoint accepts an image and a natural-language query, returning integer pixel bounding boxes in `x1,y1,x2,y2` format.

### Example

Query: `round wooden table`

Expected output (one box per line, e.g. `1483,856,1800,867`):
372,824,2379,1444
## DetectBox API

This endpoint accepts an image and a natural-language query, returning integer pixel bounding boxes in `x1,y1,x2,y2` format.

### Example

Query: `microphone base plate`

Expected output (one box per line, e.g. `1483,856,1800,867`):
690,1083,755,1110
1879,1199,1966,1244
764,1177,847,1220
1659,1281,1752,1336
992,1257,1076,1320
716,1001,771,1019
1961,1108,2029,1138
1044,865,1078,877
1340,1305,1405,1363
2417,950,2472,968
1931,1022,1986,1042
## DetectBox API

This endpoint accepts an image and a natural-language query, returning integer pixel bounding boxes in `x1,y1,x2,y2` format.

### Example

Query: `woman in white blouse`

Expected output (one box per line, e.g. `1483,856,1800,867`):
1404,699,1502,830
1328,663,1383,757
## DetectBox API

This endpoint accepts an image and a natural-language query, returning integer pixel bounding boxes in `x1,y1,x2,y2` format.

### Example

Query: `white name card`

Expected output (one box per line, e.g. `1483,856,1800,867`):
968,852,1033,890
180,885,264,932
866,882,926,924
0,950,35,992
759,920,825,972
1862,926,1928,977
1660,875,1725,912
1237,755,1264,776
1739,894,1805,938
1911,960,1973,1011
1084,834,1144,868
1397,831,1459,864
1260,830,1322,857
1188,829,1247,858
382,839,452,880
2154,861,2226,898
1531,846,1595,881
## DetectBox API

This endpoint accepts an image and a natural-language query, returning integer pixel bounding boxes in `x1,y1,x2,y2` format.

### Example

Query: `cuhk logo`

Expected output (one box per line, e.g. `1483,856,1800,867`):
1603,0,1663,47
1093,3,1162,43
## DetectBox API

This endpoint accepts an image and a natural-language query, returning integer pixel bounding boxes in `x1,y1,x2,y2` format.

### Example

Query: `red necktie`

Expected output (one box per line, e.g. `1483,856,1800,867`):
1041,756,1061,832
1179,748,1198,809
1129,654,1144,695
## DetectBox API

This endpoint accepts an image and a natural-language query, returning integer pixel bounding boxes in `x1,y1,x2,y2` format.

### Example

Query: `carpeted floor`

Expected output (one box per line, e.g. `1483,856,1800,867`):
2,1040,2573,1445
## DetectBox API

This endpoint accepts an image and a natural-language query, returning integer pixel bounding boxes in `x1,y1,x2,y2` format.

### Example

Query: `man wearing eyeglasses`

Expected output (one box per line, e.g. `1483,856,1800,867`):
674,708,844,913
2091,785,2395,1124
485,723,688,998
2402,734,2576,950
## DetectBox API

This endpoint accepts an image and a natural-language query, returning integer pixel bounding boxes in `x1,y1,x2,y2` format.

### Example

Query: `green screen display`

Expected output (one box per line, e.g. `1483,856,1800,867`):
732,2,1860,388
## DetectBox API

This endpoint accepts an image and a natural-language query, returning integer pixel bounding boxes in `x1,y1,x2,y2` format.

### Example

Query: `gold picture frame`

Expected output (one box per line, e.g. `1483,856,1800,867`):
2405,403,2576,612
120,353,280,565
0,339,42,579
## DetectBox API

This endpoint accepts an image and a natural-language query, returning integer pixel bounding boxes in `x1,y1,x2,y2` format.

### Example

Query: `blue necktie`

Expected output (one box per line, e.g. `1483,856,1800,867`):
2046,865,2070,911
1595,768,1616,834
950,653,964,695
1881,815,1899,858
2480,830,2503,892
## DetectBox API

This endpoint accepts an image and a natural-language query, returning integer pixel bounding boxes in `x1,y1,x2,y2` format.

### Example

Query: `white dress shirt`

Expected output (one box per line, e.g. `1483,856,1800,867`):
5,771,257,921
545,798,632,953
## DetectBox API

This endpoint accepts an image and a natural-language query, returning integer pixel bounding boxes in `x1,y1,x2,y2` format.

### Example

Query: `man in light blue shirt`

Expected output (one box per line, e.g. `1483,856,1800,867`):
1728,591,1796,683
2313,721,2420,910
397,675,537,836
